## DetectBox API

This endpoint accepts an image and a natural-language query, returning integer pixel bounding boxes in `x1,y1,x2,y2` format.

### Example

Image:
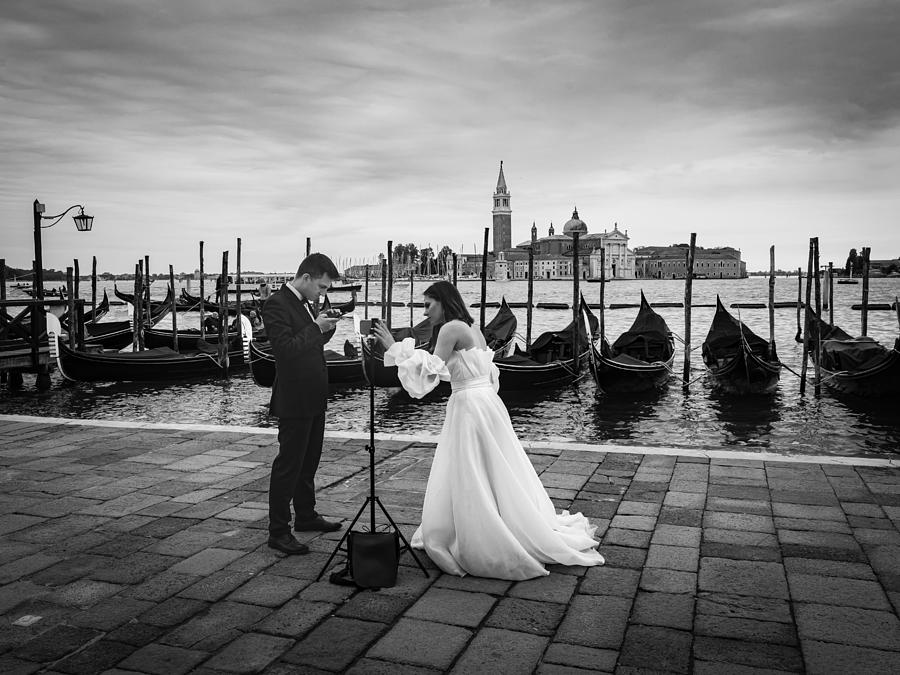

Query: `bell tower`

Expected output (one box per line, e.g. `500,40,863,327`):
492,161,512,254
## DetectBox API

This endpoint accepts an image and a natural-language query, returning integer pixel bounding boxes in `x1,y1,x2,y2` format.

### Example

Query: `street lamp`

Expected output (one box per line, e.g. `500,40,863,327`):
32,199,94,300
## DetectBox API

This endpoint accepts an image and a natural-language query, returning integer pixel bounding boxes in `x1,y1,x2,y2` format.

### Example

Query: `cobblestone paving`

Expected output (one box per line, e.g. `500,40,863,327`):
1,417,900,674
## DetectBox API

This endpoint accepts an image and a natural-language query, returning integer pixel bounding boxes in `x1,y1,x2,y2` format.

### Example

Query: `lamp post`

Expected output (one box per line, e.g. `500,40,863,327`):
33,199,94,300
31,198,93,390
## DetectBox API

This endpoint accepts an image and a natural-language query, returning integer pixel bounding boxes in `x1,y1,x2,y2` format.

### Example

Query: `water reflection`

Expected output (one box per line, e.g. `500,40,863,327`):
589,387,670,442
709,389,783,448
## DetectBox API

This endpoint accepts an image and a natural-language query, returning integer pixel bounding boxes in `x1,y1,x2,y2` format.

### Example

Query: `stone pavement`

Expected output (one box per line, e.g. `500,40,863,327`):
1,415,900,675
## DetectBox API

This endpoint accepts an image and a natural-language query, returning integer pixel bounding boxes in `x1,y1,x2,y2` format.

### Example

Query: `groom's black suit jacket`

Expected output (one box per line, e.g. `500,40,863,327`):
263,284,334,419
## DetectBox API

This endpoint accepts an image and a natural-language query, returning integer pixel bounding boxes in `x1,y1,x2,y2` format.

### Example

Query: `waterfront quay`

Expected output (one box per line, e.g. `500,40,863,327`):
1,416,900,674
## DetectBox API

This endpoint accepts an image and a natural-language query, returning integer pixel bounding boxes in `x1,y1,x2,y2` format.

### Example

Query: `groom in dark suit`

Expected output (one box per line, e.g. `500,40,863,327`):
263,253,343,555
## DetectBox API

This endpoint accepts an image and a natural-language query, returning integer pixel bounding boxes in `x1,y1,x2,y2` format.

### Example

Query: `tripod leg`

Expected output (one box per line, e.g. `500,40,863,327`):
315,497,371,581
375,497,430,577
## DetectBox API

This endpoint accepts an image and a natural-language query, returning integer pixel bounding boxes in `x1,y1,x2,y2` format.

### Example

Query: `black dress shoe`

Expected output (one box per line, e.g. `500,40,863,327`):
294,515,342,533
267,533,310,555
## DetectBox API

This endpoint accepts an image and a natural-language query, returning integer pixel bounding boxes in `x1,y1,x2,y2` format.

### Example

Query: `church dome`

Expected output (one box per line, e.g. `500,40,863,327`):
563,208,587,235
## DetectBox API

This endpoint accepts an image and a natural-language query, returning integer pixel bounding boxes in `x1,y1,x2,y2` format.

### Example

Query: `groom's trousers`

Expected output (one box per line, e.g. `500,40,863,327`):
268,413,325,536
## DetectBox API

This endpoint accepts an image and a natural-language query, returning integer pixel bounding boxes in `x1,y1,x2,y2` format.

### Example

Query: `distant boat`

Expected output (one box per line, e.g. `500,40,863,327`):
837,269,859,285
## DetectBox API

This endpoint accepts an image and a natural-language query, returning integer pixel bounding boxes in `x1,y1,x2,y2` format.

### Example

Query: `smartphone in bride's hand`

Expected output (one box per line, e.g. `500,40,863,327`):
358,317,380,335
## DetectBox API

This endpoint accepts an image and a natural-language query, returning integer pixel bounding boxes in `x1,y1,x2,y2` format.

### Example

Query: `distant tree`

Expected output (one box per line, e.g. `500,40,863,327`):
418,247,434,275
845,248,858,276
437,245,454,276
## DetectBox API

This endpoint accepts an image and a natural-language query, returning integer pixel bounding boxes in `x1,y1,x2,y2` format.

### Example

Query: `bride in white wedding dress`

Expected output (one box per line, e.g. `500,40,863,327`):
373,281,603,580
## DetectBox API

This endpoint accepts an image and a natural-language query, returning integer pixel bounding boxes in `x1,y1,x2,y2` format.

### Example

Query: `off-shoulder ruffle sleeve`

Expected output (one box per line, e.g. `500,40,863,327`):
384,337,450,399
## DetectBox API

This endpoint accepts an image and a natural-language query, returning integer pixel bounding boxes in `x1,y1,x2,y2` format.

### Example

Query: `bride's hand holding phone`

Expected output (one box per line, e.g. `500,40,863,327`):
371,319,394,349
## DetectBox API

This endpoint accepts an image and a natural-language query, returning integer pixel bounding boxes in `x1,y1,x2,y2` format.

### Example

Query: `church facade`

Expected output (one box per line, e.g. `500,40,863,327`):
488,164,637,280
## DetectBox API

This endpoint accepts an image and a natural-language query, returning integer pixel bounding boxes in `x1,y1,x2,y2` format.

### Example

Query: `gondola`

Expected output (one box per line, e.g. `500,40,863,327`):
493,298,595,390
114,285,175,320
248,295,363,387
144,325,245,351
702,297,780,395
82,319,135,350
590,291,675,394
360,299,518,388
47,314,251,382
249,338,364,387
60,289,110,331
178,288,260,314
806,314,900,397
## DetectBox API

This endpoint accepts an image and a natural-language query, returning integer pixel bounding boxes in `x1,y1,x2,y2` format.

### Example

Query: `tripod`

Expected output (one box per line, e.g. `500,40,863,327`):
316,335,429,581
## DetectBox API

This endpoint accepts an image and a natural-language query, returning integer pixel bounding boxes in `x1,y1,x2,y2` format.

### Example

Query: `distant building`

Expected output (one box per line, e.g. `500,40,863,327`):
634,245,747,279
497,210,636,281
492,161,512,254
870,258,900,276
488,165,636,280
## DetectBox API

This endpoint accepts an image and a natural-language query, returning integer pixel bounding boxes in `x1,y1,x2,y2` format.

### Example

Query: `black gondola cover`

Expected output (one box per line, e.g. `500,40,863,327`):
703,297,770,363
609,292,672,361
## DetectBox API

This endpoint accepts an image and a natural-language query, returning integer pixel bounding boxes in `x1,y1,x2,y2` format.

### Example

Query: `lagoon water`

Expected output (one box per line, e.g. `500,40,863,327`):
2,277,899,458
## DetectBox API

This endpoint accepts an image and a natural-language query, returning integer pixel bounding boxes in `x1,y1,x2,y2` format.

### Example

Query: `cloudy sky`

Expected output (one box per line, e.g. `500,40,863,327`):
1,0,898,275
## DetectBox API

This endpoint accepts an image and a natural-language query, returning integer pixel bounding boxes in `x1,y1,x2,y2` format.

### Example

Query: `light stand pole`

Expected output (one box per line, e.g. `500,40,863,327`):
317,335,430,581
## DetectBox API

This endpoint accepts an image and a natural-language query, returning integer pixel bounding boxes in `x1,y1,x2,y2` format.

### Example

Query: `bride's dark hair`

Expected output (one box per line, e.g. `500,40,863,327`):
424,280,474,326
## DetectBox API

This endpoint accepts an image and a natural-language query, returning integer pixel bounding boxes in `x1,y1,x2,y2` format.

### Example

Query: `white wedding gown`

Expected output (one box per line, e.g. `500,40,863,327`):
385,338,604,580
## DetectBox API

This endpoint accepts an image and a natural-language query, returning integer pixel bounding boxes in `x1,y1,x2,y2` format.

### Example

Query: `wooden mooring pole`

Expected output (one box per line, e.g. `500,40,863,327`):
480,228,489,332
682,233,696,391
132,262,142,352
861,246,871,337
219,251,229,373
66,268,75,349
364,264,370,319
409,271,414,326
236,237,243,354
386,241,393,330
800,239,814,396
91,256,97,321
380,259,387,321
813,238,822,396
572,231,581,370
526,245,534,350
169,265,179,352
795,266,803,342
828,262,834,326
600,248,606,347
144,254,151,330
768,246,776,360
452,253,458,287
199,241,206,340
